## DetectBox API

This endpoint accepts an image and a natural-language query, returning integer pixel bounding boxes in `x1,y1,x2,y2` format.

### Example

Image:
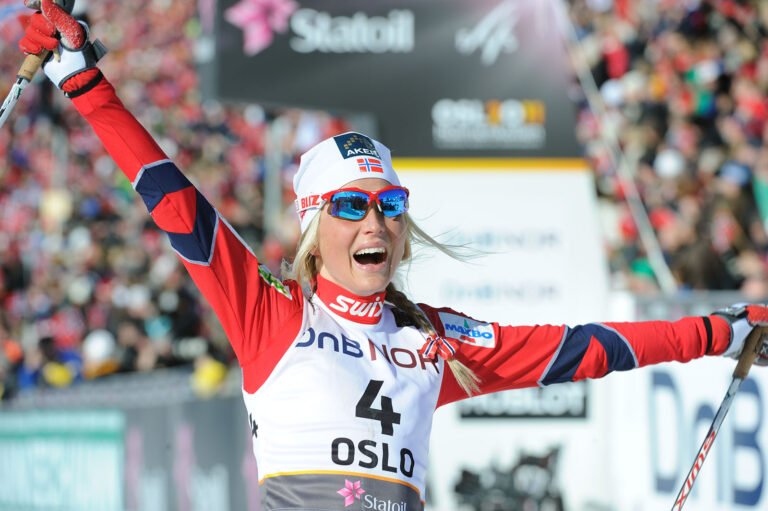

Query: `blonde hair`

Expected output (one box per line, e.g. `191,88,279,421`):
282,211,481,396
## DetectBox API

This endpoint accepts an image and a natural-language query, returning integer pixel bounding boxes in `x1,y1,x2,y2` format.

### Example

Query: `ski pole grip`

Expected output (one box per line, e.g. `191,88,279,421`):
733,326,767,379
18,52,48,82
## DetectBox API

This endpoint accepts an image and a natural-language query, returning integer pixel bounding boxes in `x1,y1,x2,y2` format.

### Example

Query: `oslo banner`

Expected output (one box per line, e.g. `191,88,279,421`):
210,0,580,157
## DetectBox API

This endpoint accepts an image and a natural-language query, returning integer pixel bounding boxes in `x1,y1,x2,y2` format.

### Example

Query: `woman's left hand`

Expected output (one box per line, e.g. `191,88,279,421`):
715,304,768,366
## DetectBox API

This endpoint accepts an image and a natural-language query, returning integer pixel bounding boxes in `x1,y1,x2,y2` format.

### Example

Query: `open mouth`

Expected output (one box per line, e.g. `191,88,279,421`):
353,247,387,266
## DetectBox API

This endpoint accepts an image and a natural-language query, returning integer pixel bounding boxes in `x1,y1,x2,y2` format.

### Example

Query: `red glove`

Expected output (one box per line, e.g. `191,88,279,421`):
17,7,104,96
714,304,768,366
18,12,58,55
19,0,85,53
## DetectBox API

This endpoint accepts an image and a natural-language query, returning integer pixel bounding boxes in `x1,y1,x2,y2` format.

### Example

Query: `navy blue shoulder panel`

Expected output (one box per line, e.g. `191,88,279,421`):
541,323,637,385
135,161,192,212
135,161,218,264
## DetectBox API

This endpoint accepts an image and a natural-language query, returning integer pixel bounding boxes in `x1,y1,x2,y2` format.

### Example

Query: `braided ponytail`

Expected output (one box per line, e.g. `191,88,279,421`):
385,284,480,397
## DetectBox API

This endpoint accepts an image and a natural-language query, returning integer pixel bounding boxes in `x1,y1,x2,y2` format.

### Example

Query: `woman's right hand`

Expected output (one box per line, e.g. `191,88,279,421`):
18,12,59,56
18,7,105,95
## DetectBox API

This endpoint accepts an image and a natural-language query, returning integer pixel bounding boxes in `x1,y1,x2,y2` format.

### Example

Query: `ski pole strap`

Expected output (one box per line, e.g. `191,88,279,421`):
734,326,768,379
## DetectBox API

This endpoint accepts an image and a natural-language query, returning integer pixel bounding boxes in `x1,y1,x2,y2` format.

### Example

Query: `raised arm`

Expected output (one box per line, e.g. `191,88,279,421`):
421,304,768,406
18,10,304,389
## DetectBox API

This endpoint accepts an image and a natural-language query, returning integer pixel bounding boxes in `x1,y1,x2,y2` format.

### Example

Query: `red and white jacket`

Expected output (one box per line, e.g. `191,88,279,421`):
71,77,734,510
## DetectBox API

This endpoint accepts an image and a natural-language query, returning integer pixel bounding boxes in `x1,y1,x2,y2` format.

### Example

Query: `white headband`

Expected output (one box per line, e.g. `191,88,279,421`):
293,132,401,232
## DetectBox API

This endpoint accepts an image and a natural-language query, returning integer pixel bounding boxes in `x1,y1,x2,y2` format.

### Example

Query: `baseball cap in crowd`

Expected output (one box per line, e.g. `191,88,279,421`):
293,132,401,232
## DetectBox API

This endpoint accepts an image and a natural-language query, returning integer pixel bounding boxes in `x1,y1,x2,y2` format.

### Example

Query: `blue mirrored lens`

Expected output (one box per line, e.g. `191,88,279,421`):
378,189,409,217
329,191,369,220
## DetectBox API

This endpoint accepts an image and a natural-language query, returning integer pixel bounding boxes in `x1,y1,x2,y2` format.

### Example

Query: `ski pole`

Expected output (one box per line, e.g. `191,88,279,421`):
670,325,768,511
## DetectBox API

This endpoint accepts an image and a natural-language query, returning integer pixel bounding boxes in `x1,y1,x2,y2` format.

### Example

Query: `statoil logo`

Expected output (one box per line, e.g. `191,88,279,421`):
338,480,365,507
225,1,414,55
337,480,408,510
363,495,408,510
290,9,414,54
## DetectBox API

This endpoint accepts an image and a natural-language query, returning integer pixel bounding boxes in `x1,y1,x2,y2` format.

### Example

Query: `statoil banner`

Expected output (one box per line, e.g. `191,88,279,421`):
209,0,579,158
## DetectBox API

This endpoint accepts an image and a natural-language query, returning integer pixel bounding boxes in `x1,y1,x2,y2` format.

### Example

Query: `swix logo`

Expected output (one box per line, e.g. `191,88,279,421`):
455,0,519,66
672,430,716,510
438,312,495,348
330,295,384,322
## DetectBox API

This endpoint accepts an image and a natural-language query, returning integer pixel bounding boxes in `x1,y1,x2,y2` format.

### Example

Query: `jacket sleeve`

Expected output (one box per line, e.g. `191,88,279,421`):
420,304,733,407
70,77,303,392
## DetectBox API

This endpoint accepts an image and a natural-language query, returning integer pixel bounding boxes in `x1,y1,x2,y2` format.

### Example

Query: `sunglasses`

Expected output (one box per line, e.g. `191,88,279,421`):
320,186,410,221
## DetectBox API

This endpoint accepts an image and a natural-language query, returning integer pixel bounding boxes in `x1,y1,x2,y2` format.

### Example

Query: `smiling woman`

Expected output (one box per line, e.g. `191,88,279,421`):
19,7,768,511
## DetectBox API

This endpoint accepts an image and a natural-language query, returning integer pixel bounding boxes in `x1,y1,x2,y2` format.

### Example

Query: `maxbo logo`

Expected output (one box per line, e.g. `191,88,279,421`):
438,312,496,348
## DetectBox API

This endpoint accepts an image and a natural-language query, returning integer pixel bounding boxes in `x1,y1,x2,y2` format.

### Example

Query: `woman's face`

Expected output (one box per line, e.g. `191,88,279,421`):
316,178,408,296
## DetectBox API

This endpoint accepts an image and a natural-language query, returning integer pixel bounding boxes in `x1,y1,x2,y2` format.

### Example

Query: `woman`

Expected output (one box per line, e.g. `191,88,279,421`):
17,8,768,509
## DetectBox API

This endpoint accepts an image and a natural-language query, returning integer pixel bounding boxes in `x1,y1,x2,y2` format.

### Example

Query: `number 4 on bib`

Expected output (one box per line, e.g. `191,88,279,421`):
356,380,401,436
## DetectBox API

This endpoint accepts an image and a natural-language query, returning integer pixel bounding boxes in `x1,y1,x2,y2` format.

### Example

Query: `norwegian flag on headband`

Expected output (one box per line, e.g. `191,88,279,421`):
357,157,384,174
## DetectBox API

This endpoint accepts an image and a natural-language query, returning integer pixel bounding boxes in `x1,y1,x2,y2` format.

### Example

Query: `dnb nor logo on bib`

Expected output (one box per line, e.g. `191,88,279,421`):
438,312,496,348
334,133,381,159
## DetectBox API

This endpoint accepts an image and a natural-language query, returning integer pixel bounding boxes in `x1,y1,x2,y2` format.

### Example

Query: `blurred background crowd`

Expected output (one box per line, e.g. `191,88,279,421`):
571,0,768,294
0,0,766,400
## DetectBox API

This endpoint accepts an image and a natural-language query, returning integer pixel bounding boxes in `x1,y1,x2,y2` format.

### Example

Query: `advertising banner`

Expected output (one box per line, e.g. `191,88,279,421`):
0,410,125,511
211,0,580,157
0,377,257,511
398,159,611,509
601,296,768,511
400,159,608,326
604,360,768,511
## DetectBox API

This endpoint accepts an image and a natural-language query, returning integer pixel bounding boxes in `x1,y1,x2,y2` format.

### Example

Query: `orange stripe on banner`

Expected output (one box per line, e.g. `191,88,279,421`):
259,470,421,494
393,158,588,172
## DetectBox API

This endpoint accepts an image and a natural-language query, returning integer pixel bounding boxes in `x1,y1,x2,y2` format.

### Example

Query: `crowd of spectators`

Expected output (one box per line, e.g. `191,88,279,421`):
1,0,768,400
570,0,768,295
0,0,347,400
